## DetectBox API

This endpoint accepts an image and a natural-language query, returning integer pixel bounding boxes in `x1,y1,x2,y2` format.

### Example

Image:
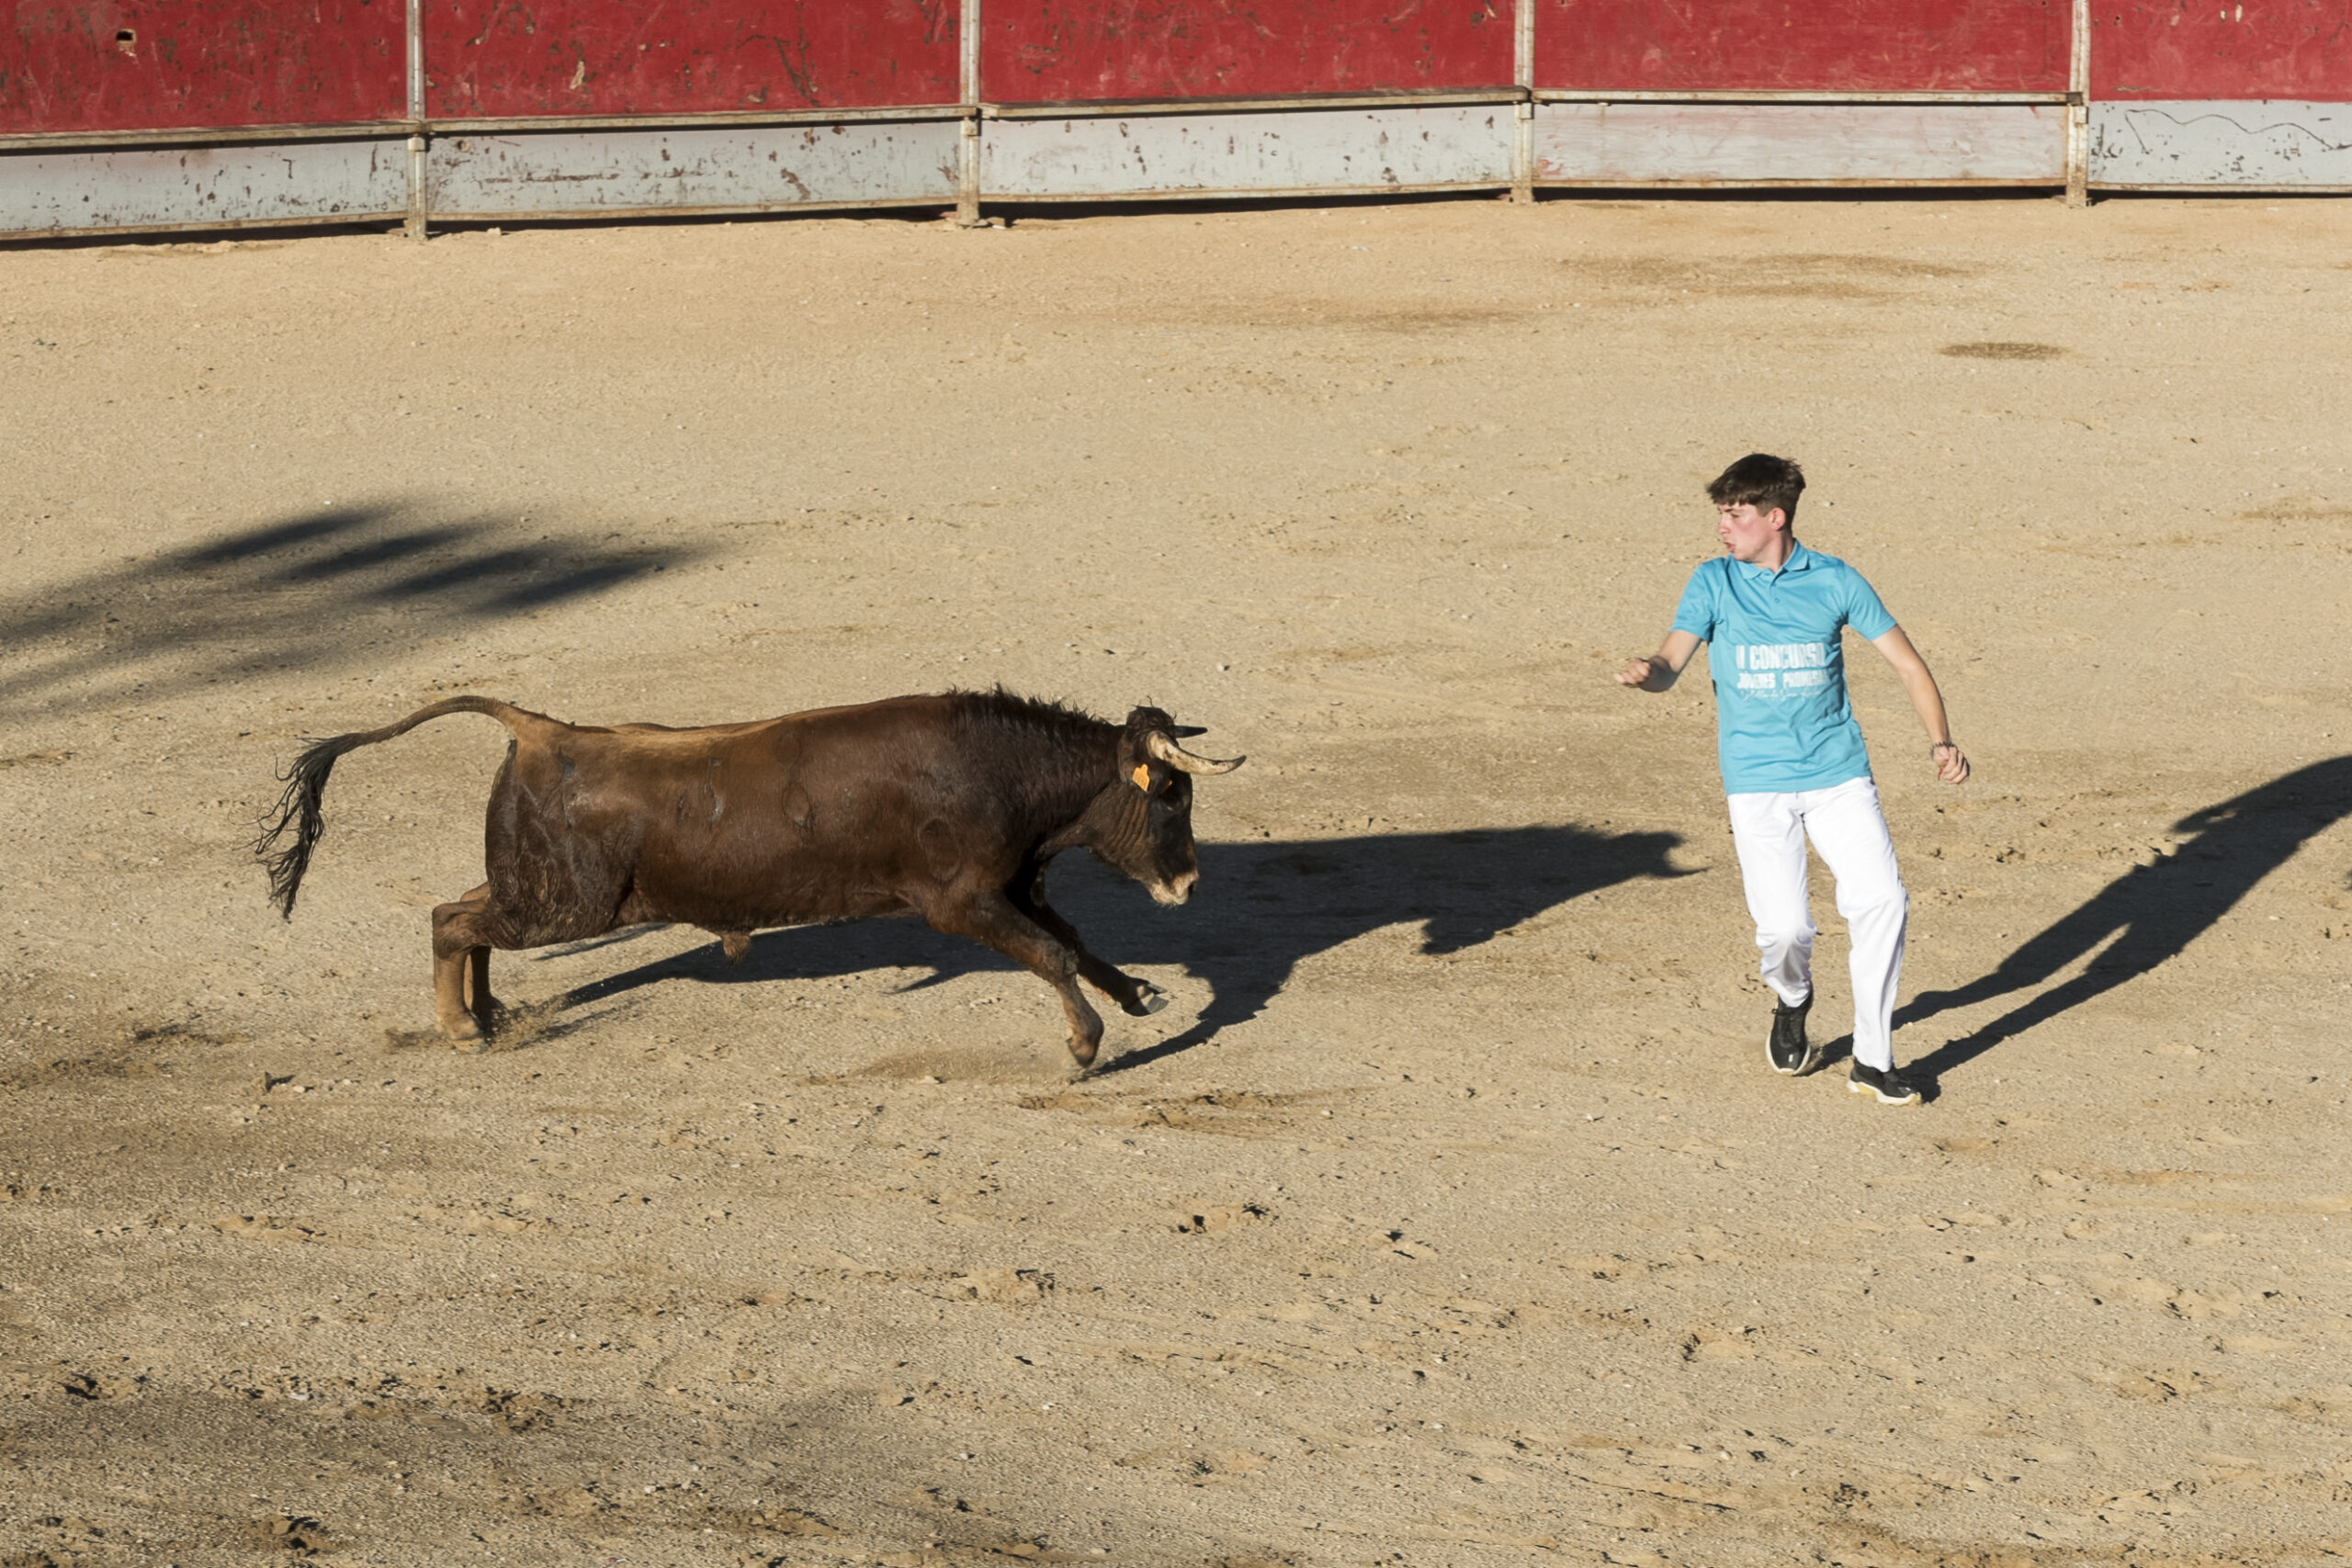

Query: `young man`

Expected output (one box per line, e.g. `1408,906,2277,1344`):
1616,454,1968,1105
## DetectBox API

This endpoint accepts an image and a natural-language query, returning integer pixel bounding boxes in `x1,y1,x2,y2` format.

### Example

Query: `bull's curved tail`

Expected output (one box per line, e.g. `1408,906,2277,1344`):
254,694,542,919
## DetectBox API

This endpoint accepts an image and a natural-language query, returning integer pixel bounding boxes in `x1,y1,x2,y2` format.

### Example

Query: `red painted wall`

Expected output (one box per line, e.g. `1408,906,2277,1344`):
426,0,960,118
11,1,2350,140
0,0,402,133
1533,0,2071,94
981,0,1513,105
2093,0,2352,100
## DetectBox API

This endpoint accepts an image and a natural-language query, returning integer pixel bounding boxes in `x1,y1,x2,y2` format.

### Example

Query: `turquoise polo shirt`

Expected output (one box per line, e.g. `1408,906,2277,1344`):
1670,542,1897,795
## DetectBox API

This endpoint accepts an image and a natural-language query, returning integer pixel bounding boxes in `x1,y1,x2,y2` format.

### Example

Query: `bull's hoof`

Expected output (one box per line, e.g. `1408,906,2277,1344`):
439,1014,483,1042
1125,981,1170,1018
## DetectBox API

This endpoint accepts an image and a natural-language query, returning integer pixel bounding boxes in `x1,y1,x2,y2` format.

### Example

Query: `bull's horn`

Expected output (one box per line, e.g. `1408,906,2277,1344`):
1148,730,1245,775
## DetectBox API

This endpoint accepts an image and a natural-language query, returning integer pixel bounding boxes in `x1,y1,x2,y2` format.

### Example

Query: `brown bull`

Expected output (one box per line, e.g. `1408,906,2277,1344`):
254,691,1243,1066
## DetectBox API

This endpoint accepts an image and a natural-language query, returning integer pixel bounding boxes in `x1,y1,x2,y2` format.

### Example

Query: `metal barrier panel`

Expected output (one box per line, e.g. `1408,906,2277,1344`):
426,120,961,216
981,0,1514,105
426,0,963,118
2,0,2346,234
1532,0,2070,93
2090,0,2352,101
2091,100,2352,187
981,102,1512,197
0,137,408,235
0,0,403,135
1533,101,2066,184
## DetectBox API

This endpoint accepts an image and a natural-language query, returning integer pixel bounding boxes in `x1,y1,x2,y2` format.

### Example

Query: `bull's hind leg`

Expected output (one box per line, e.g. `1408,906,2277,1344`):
455,883,502,1021
926,890,1106,1069
1012,874,1168,1019
431,885,502,1038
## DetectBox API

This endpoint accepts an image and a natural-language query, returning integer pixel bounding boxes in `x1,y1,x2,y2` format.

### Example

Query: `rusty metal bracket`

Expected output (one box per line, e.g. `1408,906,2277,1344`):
405,134,429,240
956,0,984,226
404,0,429,238
1513,100,1535,203
1512,0,1536,202
958,115,983,228
2065,0,2092,206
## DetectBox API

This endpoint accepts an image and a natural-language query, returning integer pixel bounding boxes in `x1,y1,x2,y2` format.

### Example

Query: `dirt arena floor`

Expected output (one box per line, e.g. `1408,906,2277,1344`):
2,191,2348,1568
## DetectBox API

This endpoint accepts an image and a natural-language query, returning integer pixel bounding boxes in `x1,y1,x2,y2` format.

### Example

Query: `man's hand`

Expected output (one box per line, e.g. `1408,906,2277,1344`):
1617,630,1700,693
1615,655,1666,689
1931,740,1971,785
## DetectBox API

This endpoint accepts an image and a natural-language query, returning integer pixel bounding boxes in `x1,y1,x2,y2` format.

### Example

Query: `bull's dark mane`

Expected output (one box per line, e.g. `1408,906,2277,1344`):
944,687,1117,748
944,688,1126,838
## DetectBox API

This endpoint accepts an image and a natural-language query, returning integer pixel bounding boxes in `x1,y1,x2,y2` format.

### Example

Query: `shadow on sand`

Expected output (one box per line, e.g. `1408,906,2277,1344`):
545,823,1693,1069
0,503,702,719
1899,755,2352,1085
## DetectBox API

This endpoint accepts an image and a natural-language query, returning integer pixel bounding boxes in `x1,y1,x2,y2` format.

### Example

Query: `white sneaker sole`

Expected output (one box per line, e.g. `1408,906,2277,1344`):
1848,1077,1921,1106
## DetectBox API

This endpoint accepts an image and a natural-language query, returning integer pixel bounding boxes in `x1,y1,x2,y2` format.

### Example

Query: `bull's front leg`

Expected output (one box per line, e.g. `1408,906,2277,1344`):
1012,876,1168,1019
926,890,1106,1068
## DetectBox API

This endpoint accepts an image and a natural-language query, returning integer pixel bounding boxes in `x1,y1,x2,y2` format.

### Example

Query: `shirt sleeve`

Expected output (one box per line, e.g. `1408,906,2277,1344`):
1669,564,1719,641
1842,568,1897,640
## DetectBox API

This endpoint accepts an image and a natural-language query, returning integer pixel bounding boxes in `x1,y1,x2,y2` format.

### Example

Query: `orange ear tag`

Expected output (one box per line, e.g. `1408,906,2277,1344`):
1130,763,1153,791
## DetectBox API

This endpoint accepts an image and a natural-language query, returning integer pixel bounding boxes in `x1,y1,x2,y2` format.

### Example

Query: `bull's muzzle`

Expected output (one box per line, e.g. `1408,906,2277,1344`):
1149,870,1199,907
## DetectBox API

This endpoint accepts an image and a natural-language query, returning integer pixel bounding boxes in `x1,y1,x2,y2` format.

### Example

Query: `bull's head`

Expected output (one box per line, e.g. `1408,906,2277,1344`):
1091,705,1244,906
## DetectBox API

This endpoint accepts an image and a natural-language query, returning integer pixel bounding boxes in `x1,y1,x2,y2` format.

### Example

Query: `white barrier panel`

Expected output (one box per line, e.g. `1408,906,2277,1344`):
1532,101,2066,186
427,120,964,220
2090,102,2352,190
0,138,408,239
980,104,1514,199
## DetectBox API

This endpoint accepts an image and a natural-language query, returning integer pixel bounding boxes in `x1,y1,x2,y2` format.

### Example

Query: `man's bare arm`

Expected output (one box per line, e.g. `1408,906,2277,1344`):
1615,628,1703,693
1870,626,1970,784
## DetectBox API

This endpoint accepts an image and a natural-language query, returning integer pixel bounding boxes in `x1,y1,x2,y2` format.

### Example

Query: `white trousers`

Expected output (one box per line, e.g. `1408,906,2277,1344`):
1725,776,1908,1071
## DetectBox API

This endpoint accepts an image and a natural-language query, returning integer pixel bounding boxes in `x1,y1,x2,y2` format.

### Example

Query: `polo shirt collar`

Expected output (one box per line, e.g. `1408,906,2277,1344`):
1742,541,1814,580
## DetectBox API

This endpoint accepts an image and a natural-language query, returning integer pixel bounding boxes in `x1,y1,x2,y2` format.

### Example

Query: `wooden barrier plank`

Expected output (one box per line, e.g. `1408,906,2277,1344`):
0,137,407,235
979,102,1514,197
425,120,962,216
1532,101,2067,184
2091,100,2352,186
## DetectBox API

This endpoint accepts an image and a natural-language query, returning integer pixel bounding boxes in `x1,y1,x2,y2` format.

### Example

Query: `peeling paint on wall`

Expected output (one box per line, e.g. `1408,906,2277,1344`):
2092,100,2352,183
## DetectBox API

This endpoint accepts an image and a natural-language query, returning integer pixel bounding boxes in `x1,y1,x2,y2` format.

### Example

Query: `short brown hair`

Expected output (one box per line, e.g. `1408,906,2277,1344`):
1707,453,1804,522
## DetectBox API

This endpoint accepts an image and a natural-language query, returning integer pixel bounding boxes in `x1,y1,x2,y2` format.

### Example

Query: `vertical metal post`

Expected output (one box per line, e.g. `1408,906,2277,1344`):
956,0,983,226
1511,0,1536,202
404,0,428,238
2065,0,2090,208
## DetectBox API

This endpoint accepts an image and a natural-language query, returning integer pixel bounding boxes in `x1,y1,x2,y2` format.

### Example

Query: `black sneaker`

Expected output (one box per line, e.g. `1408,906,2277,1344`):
1767,993,1817,1076
1848,1063,1923,1106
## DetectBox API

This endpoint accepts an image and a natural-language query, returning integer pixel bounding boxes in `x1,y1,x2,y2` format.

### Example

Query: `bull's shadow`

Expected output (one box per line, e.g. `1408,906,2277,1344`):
548,824,1691,1066
1897,754,2352,1082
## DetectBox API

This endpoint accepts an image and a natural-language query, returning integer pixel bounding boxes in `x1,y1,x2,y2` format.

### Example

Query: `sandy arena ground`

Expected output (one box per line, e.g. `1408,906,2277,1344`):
2,192,2348,1568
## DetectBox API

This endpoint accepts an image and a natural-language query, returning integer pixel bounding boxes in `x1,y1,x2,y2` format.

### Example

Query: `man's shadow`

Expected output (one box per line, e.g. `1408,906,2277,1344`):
1899,755,2351,1082
547,823,1691,1066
